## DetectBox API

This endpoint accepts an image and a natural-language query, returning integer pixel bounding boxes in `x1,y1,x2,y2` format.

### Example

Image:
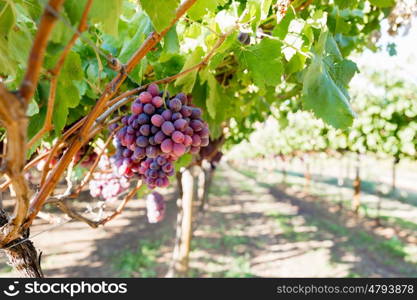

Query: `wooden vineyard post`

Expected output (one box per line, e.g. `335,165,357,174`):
167,167,196,277
352,153,361,214
199,162,214,212
392,156,400,193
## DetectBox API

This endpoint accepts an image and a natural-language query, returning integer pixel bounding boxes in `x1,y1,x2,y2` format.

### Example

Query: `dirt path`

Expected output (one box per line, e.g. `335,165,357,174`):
1,163,416,277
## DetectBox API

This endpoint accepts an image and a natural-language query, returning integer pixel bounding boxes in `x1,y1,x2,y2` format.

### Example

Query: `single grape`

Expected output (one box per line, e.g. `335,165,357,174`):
176,93,187,105
161,121,175,136
151,96,164,108
161,110,172,121
138,113,150,125
191,108,202,119
139,91,152,104
180,105,192,117
147,83,159,96
173,143,186,156
151,114,164,127
169,98,182,112
191,134,201,147
136,136,149,147
174,119,187,131
139,124,151,136
201,137,209,147
161,139,173,153
172,131,185,144
184,135,193,147
172,112,183,121
144,103,155,115
131,102,143,114
154,131,166,144
190,119,203,132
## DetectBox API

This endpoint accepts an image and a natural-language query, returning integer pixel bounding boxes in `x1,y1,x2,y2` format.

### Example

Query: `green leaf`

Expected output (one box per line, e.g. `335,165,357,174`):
206,74,220,119
302,31,357,129
163,26,179,54
26,99,39,117
368,0,395,8
187,0,226,20
139,0,180,33
8,24,32,66
175,154,193,171
0,36,16,76
60,51,83,81
0,1,15,36
175,46,204,93
28,106,46,140
237,38,283,89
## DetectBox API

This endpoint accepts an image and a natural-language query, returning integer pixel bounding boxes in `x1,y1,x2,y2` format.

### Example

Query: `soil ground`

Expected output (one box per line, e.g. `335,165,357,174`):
1,161,416,277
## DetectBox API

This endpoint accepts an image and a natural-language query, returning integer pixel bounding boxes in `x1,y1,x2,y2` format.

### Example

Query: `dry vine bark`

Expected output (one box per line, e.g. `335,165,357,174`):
0,0,199,277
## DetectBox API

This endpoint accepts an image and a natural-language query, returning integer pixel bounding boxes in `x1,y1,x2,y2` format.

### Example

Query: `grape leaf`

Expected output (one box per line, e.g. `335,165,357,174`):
368,0,395,8
187,0,226,21
8,24,32,66
0,1,15,36
237,38,283,89
302,31,357,129
174,153,193,171
175,46,204,93
206,74,220,119
139,0,180,33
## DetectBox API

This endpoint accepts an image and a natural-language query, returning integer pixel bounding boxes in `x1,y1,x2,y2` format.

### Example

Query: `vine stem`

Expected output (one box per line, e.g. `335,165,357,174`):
24,0,198,230
0,0,65,247
19,0,65,104
26,0,94,150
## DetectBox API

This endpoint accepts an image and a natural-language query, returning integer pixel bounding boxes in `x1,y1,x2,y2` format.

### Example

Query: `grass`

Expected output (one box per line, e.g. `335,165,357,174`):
113,239,162,277
266,211,312,242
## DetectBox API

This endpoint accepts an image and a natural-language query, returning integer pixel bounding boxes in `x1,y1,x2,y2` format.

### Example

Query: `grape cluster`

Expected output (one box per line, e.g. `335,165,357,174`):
110,83,209,189
89,155,130,202
146,192,166,223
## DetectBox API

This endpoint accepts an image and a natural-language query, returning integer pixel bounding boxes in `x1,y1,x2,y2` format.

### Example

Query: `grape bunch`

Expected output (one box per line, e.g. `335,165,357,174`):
146,192,166,223
89,155,130,202
110,83,210,189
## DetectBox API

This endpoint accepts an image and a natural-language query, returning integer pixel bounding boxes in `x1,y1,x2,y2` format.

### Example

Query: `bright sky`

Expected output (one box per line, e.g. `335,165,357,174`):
355,18,417,84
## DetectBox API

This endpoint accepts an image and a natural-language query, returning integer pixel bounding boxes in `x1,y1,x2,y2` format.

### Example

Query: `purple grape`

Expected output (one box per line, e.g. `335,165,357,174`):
121,116,129,125
138,113,150,125
127,126,135,135
199,127,209,138
144,103,155,115
156,156,167,166
149,127,157,136
180,105,192,117
123,149,133,158
139,124,151,136
172,112,182,121
149,169,158,179
150,161,159,170
128,114,138,125
161,110,172,121
154,131,166,144
190,146,200,154
161,139,173,153
124,133,135,146
172,131,185,143
169,98,182,112
136,136,149,147
146,146,158,158
147,83,159,96
139,91,152,104
108,123,118,131
151,114,164,127
152,96,164,108
131,102,143,114
190,119,203,132
149,136,156,145
184,135,192,147
161,121,175,136
176,93,187,105
174,119,187,131
191,107,202,118
162,162,173,172
132,119,140,129
173,143,186,156
191,134,201,147
201,137,209,147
